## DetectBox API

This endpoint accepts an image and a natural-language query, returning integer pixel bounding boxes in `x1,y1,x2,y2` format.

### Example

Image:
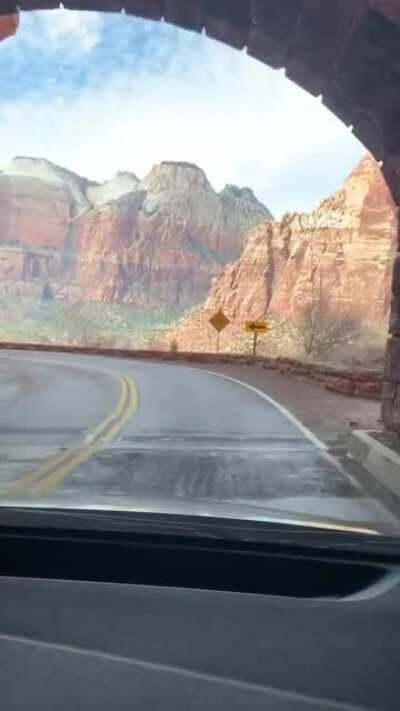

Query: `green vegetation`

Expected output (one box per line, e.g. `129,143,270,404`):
0,296,179,349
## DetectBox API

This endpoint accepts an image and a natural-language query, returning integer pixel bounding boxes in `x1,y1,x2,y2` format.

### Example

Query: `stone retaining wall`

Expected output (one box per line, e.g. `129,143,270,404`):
274,358,382,400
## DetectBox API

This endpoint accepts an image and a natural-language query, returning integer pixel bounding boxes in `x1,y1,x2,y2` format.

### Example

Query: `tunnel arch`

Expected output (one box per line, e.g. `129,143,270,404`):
1,0,400,429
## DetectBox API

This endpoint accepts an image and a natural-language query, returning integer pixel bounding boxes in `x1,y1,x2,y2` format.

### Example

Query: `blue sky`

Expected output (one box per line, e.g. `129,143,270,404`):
0,9,365,216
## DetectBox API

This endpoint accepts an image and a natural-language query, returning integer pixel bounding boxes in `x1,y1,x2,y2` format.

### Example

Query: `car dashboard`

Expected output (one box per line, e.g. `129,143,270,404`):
0,510,399,711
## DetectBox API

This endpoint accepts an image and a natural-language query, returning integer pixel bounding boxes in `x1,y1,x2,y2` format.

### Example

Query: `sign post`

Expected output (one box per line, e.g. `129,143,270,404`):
209,310,230,353
245,320,269,356
252,331,258,356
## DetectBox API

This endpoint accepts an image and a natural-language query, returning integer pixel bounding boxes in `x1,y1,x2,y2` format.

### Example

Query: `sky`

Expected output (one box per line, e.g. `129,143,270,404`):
0,9,365,217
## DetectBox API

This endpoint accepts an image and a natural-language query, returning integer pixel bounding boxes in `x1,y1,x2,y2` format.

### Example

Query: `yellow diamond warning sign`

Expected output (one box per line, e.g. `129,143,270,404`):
209,310,230,333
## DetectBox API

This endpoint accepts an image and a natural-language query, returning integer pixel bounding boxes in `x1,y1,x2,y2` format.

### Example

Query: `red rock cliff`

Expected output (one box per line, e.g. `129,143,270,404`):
0,158,271,310
76,161,271,309
209,155,396,323
165,155,397,352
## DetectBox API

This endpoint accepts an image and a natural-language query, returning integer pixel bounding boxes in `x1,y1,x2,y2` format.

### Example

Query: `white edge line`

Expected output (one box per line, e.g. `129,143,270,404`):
191,366,328,450
189,366,370,490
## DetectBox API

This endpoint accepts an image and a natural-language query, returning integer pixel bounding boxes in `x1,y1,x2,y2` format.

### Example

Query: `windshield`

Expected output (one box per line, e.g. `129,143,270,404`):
0,8,399,538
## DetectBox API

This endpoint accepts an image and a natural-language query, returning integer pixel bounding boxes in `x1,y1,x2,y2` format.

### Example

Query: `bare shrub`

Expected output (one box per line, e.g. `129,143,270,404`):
292,290,360,359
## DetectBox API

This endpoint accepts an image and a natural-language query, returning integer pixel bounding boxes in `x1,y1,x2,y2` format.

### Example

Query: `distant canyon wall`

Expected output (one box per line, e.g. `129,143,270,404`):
0,153,396,353
0,157,271,311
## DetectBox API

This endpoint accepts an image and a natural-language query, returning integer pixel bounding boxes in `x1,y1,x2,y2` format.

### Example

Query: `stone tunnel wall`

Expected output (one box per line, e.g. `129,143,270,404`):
382,214,400,430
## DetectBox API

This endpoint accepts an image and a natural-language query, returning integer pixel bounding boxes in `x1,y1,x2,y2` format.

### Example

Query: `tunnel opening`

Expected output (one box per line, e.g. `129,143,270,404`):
0,0,400,435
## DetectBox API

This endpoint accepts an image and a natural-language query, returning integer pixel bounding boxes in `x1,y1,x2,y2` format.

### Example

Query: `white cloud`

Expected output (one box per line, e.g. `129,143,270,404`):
0,13,364,216
32,9,103,53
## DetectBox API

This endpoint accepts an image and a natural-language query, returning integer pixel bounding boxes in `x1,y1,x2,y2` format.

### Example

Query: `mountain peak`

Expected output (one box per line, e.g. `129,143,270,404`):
220,183,273,221
316,152,394,217
141,161,212,194
4,156,86,181
342,153,382,187
115,170,140,181
1,157,143,210
160,160,204,172
87,172,140,207
1,156,92,212
221,184,255,199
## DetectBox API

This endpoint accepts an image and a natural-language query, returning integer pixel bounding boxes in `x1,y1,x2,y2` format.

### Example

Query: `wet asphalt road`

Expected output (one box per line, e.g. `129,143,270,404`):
0,350,396,531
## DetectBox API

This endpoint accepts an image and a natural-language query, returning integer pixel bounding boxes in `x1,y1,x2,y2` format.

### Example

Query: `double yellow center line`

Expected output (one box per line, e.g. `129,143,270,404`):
5,374,138,497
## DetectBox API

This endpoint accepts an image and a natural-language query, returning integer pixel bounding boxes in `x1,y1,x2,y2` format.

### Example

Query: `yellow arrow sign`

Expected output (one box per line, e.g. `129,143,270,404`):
245,320,269,334
209,310,230,333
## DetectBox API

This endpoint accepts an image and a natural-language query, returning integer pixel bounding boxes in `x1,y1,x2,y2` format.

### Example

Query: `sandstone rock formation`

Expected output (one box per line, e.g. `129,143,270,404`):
0,157,271,310
165,155,397,354
76,161,271,308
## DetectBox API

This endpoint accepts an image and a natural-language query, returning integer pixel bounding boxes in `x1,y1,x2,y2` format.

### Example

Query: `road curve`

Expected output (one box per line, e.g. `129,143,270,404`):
0,349,396,532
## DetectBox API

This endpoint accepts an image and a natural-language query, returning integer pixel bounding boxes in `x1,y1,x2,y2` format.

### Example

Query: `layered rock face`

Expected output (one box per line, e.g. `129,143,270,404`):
1,152,395,347
166,155,397,352
76,161,271,308
0,157,271,309
0,160,78,298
